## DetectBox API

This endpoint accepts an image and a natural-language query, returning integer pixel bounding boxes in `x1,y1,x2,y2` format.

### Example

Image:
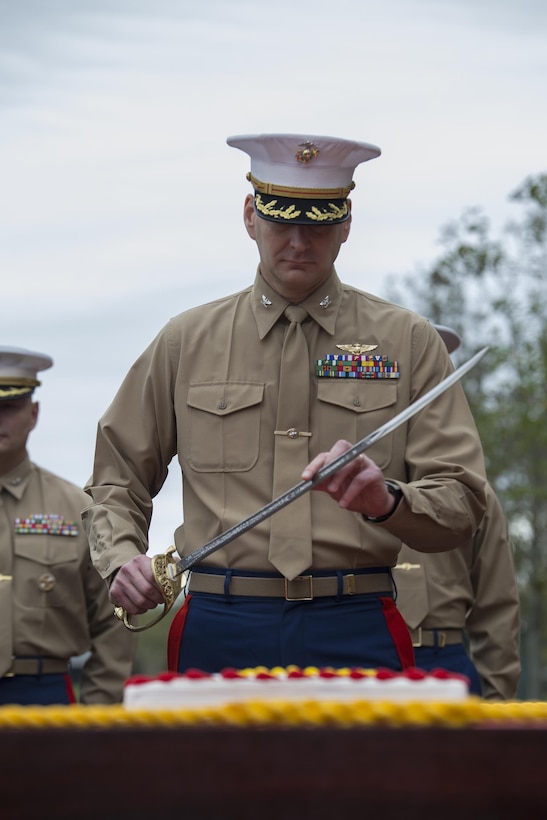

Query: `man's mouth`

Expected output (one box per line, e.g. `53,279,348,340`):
283,258,313,267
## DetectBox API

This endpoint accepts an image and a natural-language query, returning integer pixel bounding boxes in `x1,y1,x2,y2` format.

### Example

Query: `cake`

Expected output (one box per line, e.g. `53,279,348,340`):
123,665,470,710
1,667,547,732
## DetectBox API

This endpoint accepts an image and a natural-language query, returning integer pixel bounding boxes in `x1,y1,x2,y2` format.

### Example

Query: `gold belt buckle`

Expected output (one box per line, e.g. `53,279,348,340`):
344,573,357,594
285,575,313,601
412,627,423,648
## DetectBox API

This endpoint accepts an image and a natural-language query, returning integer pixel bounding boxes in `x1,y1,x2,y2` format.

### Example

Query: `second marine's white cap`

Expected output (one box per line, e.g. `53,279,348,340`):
0,346,53,400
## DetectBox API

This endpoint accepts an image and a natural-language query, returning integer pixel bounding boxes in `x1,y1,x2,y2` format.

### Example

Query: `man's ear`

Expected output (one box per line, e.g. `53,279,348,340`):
341,201,352,243
30,401,39,431
243,194,257,239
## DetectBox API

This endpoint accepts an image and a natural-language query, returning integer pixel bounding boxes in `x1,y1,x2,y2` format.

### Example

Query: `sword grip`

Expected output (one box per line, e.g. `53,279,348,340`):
114,546,183,633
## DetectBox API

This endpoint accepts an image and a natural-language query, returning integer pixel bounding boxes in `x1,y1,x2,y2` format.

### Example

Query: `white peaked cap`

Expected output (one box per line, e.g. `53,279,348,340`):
0,346,53,400
227,133,381,224
227,133,381,190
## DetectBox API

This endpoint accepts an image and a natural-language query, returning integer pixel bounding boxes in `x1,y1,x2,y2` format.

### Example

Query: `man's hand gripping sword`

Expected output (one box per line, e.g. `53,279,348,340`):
114,546,184,631
115,346,488,632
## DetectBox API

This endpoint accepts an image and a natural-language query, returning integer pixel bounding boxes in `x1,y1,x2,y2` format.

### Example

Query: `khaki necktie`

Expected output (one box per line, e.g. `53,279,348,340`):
393,552,429,629
0,490,14,676
268,306,313,580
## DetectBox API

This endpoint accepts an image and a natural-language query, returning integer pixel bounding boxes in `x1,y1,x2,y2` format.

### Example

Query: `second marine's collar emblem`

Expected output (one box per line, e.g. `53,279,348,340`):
336,343,378,355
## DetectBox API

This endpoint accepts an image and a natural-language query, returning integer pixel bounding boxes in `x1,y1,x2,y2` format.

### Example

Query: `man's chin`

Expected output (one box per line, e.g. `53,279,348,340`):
282,264,315,278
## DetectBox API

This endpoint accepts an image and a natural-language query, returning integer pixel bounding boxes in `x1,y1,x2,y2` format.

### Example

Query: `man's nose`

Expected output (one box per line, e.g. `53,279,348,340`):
288,225,311,249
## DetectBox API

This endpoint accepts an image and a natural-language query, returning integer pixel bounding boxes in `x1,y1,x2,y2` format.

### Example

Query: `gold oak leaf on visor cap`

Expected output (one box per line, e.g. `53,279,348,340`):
227,133,381,225
0,346,53,401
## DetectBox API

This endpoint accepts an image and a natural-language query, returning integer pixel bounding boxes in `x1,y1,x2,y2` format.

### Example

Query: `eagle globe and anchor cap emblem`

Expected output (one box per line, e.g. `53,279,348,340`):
295,141,320,164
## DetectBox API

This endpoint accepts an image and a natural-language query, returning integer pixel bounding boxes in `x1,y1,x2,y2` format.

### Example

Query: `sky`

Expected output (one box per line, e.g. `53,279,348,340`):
1,0,546,554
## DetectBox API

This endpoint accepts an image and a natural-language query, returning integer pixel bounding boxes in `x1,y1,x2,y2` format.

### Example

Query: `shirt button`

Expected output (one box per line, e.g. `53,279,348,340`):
38,572,56,592
353,399,361,407
217,400,227,410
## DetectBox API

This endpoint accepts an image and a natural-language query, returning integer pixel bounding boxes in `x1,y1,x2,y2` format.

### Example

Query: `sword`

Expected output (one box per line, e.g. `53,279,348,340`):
115,346,488,631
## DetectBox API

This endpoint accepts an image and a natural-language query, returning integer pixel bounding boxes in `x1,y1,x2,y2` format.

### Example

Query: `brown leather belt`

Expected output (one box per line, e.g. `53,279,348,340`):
2,658,69,678
409,627,464,648
188,571,393,601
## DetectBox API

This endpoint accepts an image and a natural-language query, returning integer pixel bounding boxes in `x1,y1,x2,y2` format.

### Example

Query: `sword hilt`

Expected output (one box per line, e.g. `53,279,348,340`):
114,546,184,633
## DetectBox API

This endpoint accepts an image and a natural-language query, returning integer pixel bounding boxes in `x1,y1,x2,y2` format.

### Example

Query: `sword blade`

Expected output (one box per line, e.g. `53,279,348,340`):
170,346,488,579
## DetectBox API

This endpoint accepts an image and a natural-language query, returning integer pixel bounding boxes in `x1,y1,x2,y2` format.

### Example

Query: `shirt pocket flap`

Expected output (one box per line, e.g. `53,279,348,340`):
317,380,398,413
15,535,78,566
187,382,264,417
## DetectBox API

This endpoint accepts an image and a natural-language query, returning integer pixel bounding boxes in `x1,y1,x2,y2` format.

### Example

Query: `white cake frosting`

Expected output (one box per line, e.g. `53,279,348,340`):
123,666,470,710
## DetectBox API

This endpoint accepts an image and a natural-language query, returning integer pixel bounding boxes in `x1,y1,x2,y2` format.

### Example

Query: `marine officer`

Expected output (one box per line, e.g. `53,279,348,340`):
394,325,520,698
82,133,487,673
0,347,135,704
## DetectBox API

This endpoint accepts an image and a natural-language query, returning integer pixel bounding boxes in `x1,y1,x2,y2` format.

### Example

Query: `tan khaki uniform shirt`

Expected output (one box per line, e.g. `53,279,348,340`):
0,458,136,703
394,483,520,699
83,270,487,579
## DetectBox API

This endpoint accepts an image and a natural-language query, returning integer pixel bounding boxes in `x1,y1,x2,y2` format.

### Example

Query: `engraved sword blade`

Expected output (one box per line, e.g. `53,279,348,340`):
170,346,488,579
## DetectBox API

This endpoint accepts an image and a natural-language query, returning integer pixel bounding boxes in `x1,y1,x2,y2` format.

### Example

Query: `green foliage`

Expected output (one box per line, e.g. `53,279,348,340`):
386,172,547,698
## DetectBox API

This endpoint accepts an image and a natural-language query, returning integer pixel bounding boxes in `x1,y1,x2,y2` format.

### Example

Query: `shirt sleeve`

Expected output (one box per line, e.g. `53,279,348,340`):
465,485,521,700
77,554,137,704
371,320,488,551
82,324,178,580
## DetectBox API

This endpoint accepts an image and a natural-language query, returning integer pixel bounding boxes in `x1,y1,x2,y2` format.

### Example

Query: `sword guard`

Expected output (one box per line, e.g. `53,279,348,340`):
114,545,183,633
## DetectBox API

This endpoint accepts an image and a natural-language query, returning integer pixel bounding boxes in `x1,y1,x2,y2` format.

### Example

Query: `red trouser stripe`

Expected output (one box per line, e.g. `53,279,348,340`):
167,595,192,672
380,596,415,669
64,674,76,704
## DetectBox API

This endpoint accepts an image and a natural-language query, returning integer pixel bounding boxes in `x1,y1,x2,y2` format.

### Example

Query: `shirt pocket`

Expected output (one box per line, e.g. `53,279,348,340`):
316,380,398,470
186,381,265,471
14,535,79,609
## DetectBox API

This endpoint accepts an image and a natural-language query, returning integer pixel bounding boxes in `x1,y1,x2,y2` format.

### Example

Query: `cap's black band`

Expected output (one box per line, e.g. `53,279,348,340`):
254,192,349,225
